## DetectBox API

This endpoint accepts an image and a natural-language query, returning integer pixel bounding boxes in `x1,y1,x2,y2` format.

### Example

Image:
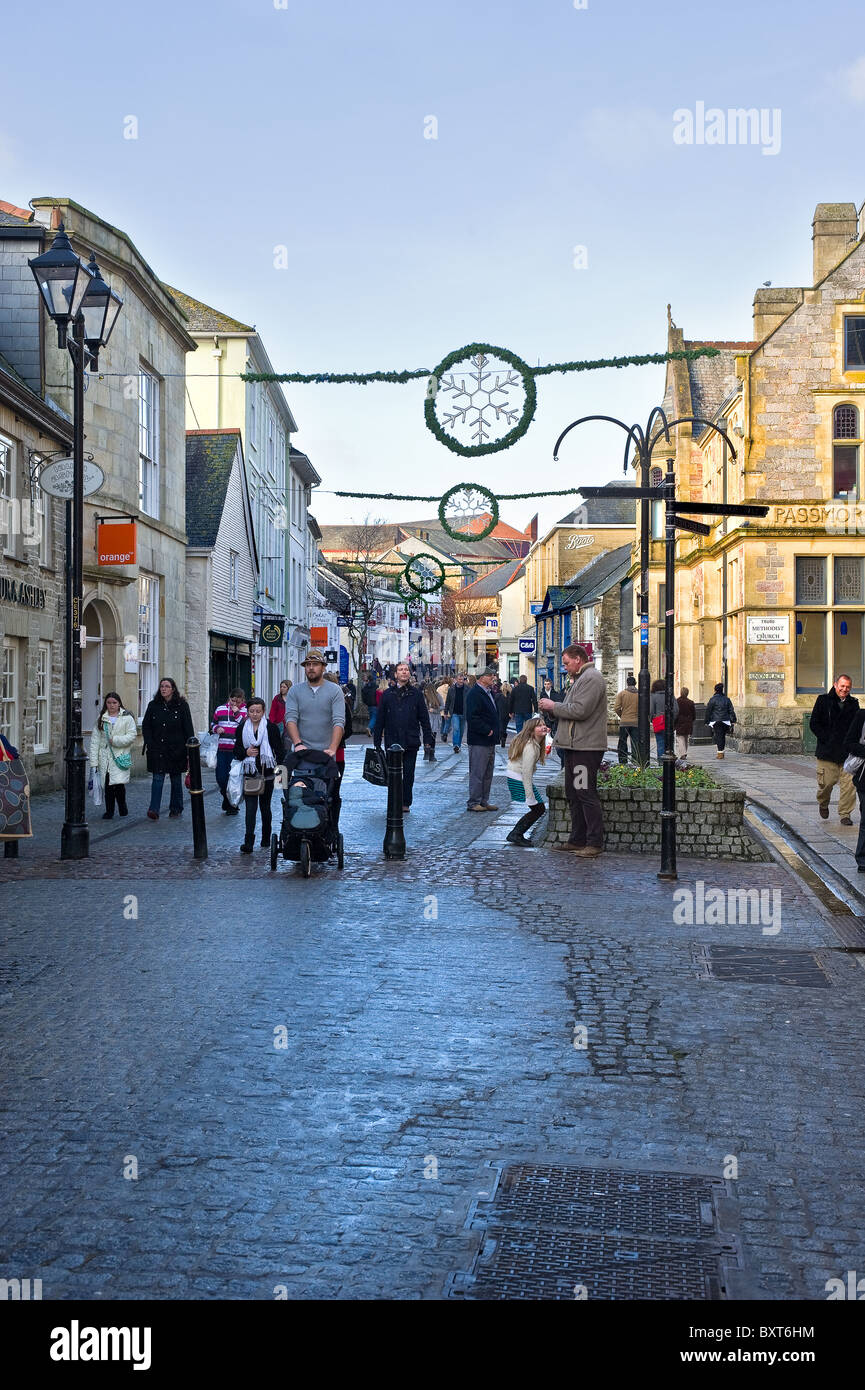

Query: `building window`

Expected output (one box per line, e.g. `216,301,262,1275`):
795,556,826,606
1,637,19,746
137,574,159,717
1,434,15,557
844,317,865,371
229,550,239,602
34,642,50,751
835,556,864,603
35,482,51,567
139,368,160,518
834,613,865,688
583,607,595,640
267,414,275,477
833,403,861,498
795,613,826,693
249,393,257,450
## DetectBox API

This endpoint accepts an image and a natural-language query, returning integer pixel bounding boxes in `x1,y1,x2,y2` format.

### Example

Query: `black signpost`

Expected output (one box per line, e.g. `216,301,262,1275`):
580,454,768,881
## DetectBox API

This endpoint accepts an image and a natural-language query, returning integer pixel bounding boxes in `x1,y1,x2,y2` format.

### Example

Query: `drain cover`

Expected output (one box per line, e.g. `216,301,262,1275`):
693,945,831,988
448,1162,738,1300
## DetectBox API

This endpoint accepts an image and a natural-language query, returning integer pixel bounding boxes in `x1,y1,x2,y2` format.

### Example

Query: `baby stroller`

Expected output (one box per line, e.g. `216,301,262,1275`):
271,748,344,878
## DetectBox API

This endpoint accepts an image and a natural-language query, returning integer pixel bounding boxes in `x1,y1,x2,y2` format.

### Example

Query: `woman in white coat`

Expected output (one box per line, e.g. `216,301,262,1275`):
89,692,136,819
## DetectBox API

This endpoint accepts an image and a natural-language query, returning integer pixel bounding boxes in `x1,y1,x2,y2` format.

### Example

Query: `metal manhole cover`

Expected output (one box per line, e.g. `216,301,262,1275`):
448,1162,738,1300
468,1163,722,1241
450,1227,726,1301
693,945,831,988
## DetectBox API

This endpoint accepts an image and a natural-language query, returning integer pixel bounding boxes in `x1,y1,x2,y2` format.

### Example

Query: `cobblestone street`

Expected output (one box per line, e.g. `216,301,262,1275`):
3,740,865,1300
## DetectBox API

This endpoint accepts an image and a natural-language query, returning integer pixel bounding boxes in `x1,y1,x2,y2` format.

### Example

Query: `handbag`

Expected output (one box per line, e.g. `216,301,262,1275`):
243,773,265,797
651,714,665,733
363,746,388,787
109,745,132,770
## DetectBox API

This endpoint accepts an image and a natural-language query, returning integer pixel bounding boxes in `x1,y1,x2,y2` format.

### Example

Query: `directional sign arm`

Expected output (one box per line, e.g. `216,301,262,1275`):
674,516,712,536
671,502,769,517
579,486,656,501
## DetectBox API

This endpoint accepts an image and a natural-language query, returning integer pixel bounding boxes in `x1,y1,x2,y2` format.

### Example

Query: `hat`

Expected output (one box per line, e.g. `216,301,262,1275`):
303,649,326,665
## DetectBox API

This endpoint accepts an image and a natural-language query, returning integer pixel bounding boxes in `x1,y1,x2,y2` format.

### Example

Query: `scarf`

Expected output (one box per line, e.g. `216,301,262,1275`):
241,717,275,773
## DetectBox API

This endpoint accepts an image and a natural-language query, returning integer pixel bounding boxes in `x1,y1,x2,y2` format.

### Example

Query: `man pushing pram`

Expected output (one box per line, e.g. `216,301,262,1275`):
277,650,347,876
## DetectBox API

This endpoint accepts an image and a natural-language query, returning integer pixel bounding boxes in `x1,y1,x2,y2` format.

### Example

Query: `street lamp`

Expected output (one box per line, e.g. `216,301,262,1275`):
29,225,123,859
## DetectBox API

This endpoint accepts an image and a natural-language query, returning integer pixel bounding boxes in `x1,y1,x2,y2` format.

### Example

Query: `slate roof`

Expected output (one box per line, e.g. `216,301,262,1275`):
538,545,631,612
558,480,637,527
163,285,254,334
683,340,752,428
0,199,32,225
453,559,524,600
185,429,243,548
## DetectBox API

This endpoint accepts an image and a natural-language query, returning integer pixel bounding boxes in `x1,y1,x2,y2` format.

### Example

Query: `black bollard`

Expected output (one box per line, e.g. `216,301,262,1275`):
186,737,208,861
383,743,406,860
4,840,19,858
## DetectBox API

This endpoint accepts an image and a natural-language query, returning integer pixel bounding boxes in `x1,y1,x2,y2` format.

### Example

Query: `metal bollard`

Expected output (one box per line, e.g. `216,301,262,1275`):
186,737,208,861
383,743,406,860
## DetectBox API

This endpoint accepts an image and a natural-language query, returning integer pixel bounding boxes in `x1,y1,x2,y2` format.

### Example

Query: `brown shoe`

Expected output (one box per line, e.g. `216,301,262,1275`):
819,806,829,819
480,803,499,811
840,816,853,826
467,805,486,813
552,842,585,853
574,846,603,858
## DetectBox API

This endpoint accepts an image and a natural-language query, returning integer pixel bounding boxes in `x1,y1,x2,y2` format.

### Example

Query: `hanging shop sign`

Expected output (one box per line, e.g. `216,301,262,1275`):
39,457,105,500
519,637,536,653
259,618,286,647
310,625,329,646
324,649,338,663
746,616,789,644
97,519,137,566
485,615,499,631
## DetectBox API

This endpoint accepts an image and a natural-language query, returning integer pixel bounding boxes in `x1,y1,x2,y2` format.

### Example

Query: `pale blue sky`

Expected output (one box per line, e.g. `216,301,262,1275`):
3,0,864,534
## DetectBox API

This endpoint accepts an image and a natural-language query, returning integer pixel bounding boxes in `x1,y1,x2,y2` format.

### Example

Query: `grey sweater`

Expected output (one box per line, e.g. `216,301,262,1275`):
284,680,346,751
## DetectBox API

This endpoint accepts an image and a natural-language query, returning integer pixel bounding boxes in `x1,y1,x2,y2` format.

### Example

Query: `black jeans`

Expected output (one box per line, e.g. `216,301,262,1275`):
712,723,729,751
104,773,127,815
401,747,419,806
562,749,605,848
245,780,274,843
855,783,865,867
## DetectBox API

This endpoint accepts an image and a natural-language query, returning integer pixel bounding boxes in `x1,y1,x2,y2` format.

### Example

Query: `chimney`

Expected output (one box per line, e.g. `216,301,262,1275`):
753,286,804,341
812,202,858,285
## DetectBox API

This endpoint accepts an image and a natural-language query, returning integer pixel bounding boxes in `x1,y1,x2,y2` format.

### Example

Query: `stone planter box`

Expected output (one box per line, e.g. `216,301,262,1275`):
543,776,769,861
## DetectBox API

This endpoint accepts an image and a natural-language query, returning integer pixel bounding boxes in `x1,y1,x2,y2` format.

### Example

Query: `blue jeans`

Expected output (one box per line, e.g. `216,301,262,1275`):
149,772,183,815
655,732,665,762
215,748,233,795
368,708,377,735
441,715,452,739
514,713,528,733
450,713,464,748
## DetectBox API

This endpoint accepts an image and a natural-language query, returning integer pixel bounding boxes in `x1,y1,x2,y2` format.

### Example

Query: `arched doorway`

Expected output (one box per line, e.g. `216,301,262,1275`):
81,598,120,734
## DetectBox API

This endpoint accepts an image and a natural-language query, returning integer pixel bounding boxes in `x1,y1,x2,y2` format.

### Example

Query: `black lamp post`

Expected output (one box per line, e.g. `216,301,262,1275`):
29,225,123,859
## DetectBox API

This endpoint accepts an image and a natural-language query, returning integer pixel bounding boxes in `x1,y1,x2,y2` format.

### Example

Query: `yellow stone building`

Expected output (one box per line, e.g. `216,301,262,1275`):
646,201,865,752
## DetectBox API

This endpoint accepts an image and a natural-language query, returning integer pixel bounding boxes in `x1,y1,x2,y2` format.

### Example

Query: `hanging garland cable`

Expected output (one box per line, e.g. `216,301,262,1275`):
240,345,719,387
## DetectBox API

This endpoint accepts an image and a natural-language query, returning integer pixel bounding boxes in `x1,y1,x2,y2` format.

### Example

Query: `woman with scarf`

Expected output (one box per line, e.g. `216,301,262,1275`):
232,697,285,853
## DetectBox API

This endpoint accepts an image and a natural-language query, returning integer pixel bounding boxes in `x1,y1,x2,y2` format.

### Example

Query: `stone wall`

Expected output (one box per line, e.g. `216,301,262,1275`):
543,776,769,861
730,706,803,755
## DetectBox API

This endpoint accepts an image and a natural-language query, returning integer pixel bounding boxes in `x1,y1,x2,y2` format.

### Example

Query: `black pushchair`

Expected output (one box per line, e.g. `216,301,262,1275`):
270,749,344,878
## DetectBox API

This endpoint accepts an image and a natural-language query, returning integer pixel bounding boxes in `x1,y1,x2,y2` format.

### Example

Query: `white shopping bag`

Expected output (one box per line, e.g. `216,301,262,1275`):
90,771,103,808
199,732,219,770
227,758,244,807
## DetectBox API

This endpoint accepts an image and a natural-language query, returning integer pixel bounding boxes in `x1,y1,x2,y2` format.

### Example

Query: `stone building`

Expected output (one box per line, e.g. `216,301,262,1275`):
0,222,73,790
650,199,865,752
184,429,258,730
525,487,636,613
534,544,632,708
1,196,195,778
165,287,319,700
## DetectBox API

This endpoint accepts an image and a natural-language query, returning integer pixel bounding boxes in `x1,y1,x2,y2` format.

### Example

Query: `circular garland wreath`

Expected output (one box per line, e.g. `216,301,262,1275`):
438,483,499,543
424,342,536,457
403,553,446,595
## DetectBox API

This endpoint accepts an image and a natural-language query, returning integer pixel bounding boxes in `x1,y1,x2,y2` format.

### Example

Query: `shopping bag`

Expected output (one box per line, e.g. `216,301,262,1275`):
227,758,245,807
199,731,219,769
90,772,103,808
843,753,865,778
362,747,388,787
0,753,32,839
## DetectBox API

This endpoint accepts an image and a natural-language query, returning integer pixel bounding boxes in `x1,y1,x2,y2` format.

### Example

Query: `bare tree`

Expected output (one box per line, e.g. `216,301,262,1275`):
330,516,394,684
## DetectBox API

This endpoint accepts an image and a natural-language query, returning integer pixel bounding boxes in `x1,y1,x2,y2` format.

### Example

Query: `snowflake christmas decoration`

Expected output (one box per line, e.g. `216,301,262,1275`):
439,483,499,543
403,553,446,595
425,342,536,457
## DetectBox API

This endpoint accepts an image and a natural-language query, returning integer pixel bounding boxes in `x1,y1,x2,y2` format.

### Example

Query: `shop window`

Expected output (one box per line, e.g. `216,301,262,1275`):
1,638,20,746
795,556,826,606
844,317,865,371
833,403,861,498
795,612,826,693
834,613,864,689
34,642,50,752
137,574,159,717
139,368,160,519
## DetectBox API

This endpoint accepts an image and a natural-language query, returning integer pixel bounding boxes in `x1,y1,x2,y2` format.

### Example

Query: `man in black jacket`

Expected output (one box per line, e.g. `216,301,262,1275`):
509,674,538,732
374,661,434,811
810,674,859,824
466,666,500,812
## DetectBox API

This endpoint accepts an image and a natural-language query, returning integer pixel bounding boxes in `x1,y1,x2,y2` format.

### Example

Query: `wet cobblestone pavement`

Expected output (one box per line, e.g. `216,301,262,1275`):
2,741,865,1299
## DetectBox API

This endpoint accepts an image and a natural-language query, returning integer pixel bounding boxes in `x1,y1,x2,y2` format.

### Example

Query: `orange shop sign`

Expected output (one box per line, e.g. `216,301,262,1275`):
97,520,137,566
310,625,329,646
